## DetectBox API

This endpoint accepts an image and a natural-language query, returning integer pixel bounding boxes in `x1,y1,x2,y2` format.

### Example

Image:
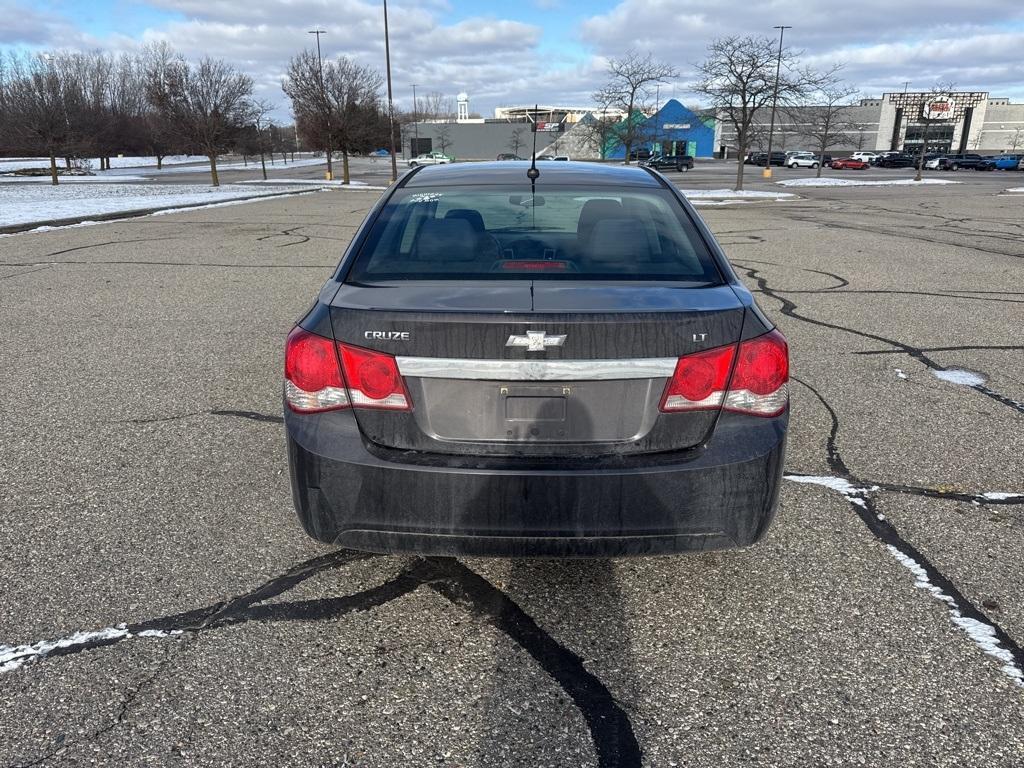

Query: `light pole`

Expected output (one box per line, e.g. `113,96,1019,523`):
763,25,792,179
382,0,398,181
308,28,332,180
412,83,419,156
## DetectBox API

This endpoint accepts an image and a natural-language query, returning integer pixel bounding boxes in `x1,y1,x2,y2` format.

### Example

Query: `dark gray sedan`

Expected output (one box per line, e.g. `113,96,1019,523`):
284,161,788,557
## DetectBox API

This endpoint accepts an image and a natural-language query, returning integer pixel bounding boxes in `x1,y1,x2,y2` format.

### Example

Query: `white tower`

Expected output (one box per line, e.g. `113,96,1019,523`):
457,92,469,122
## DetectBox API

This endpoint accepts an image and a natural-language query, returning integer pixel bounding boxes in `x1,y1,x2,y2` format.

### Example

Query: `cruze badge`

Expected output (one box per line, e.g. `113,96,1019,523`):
506,330,567,352
364,331,410,341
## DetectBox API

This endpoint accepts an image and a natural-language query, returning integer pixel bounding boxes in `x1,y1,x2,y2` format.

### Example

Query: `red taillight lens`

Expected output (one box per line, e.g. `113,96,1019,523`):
659,330,789,417
724,329,788,416
338,344,410,410
284,331,411,413
660,345,735,411
284,327,349,413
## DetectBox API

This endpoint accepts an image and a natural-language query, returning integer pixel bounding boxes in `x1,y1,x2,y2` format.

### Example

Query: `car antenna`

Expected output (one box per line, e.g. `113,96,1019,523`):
527,103,540,188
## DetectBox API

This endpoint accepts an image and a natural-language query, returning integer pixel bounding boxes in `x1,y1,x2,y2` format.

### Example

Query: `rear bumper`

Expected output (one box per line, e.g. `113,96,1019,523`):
285,409,787,557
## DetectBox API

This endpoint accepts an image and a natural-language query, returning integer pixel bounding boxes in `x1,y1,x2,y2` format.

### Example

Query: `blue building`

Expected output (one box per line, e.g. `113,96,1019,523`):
605,99,715,159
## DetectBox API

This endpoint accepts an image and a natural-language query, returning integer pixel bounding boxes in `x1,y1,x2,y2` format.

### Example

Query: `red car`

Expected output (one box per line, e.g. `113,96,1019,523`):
829,158,868,170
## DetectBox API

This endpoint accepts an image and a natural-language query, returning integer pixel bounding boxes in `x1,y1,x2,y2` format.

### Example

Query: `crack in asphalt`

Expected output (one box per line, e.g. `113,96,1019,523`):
210,409,284,424
789,376,1024,684
734,262,1024,416
255,226,311,248
1,551,640,768
43,237,182,258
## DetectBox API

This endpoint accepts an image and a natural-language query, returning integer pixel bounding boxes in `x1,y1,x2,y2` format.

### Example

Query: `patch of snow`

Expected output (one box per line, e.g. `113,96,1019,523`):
0,624,183,673
885,545,1023,685
784,474,875,497
894,369,908,379
1005,187,1024,193
0,183,311,229
981,492,1024,501
680,188,797,200
932,368,986,387
775,178,960,188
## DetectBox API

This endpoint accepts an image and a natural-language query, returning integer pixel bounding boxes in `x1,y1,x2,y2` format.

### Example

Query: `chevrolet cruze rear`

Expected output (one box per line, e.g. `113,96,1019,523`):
284,161,788,556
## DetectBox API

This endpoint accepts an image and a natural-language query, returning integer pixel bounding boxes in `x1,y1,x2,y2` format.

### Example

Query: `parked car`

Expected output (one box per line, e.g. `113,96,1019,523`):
408,152,452,167
370,148,392,157
496,153,524,161
283,161,789,557
872,150,904,165
786,152,820,169
645,154,695,172
750,151,787,166
877,153,917,168
829,158,869,170
851,151,880,163
991,154,1023,170
975,156,1001,171
929,153,985,171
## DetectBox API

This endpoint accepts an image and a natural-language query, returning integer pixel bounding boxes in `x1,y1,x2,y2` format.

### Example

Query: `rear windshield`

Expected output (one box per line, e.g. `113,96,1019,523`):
345,185,720,283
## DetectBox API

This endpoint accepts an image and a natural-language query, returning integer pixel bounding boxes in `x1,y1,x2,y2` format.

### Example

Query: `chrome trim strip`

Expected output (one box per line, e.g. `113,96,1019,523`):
395,356,677,381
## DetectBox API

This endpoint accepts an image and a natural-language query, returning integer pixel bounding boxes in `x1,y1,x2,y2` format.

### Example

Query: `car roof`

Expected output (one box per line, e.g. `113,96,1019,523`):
403,161,662,188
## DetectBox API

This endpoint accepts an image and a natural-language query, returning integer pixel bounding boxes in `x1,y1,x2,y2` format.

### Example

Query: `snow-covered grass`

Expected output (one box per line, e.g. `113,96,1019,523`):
775,177,960,188
101,156,327,176
0,155,207,173
0,174,150,184
0,183,309,228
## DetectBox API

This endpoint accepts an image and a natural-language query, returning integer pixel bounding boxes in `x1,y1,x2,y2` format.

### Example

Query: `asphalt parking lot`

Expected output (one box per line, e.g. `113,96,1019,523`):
1,168,1022,766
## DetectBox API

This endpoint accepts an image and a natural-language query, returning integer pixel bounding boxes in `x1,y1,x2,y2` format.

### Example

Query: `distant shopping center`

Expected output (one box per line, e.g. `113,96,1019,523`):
403,91,1024,162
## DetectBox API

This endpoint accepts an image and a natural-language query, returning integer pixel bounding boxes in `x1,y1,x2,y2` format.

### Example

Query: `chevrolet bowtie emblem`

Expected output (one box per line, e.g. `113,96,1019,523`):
506,330,567,352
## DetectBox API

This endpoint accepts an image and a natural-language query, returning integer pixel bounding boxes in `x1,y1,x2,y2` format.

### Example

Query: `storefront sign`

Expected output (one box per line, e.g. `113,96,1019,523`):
662,123,691,130
922,98,955,120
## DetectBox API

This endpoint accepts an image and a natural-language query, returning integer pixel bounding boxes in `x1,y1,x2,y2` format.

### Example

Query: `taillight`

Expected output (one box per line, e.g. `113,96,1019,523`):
284,327,349,413
660,330,788,417
338,344,410,410
660,345,735,412
284,331,411,413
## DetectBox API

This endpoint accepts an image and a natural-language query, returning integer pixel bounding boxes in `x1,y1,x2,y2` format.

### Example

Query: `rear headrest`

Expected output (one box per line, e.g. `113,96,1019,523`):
587,218,650,263
577,198,622,241
414,218,478,262
444,208,485,233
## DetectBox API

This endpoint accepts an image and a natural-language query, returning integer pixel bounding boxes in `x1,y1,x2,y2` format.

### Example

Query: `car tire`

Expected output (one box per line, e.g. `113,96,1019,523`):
410,162,418,167
951,163,958,171
811,163,818,168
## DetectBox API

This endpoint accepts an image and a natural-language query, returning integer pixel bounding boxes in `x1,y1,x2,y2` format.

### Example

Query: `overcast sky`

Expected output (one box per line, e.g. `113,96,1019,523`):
4,0,1024,119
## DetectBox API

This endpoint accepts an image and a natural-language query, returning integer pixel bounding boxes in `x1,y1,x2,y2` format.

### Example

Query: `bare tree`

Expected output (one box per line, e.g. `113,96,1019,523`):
420,91,454,122
434,122,453,157
282,50,335,178
506,125,525,157
800,79,859,177
139,42,180,169
1010,126,1024,153
323,57,384,183
283,53,383,183
4,53,83,184
150,56,254,186
251,99,275,180
574,113,619,160
593,52,677,164
693,35,824,190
